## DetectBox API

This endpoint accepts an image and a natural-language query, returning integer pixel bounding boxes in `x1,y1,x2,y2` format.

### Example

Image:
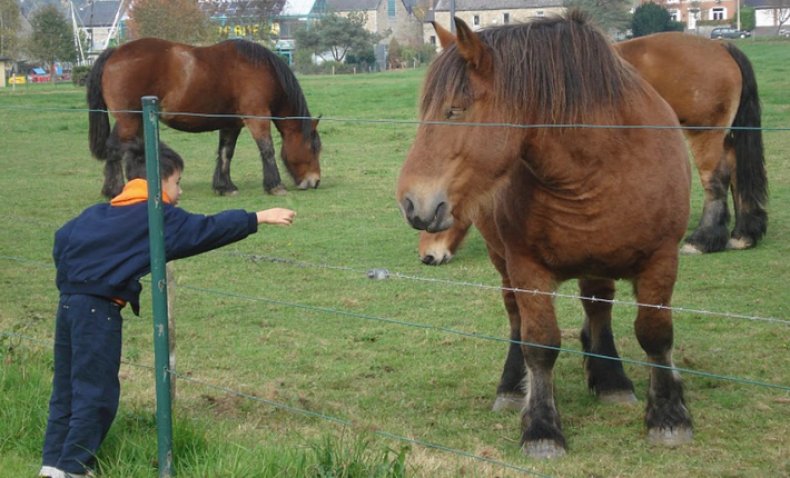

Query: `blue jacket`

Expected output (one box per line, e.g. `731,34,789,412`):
54,200,258,315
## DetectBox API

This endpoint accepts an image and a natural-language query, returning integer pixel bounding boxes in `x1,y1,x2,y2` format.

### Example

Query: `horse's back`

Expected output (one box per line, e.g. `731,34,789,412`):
615,33,741,127
100,38,248,131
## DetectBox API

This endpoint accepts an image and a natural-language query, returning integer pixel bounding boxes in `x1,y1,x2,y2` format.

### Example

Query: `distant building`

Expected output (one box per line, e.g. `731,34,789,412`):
744,0,790,32
637,0,741,32
425,0,564,48
313,0,426,47
72,0,127,59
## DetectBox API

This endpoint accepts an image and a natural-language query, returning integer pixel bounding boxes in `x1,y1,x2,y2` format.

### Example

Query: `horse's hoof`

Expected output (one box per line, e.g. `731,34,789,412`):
267,185,288,196
217,189,239,197
492,393,524,412
680,243,704,255
522,439,566,459
598,390,638,405
647,426,693,447
727,237,753,250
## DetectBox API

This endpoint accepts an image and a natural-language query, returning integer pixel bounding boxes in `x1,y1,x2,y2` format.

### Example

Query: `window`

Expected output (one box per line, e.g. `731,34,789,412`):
430,35,436,45
669,9,680,21
388,0,395,17
473,15,480,26
536,10,544,17
712,7,725,20
504,13,510,24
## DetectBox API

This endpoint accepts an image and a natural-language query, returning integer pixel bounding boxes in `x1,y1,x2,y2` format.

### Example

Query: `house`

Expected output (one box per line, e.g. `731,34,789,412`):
425,0,564,47
642,0,741,32
744,0,789,34
313,0,427,46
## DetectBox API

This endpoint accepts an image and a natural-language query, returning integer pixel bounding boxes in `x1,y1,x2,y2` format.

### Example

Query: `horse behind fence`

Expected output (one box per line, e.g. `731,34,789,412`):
87,38,322,198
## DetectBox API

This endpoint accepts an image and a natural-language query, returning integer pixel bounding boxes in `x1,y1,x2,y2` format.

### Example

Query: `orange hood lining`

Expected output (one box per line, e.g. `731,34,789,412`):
110,179,173,206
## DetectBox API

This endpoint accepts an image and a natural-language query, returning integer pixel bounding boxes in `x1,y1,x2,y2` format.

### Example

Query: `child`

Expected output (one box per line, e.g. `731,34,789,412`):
40,145,295,478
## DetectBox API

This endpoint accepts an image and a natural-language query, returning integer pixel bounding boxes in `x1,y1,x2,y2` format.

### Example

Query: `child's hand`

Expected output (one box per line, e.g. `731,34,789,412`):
256,208,296,226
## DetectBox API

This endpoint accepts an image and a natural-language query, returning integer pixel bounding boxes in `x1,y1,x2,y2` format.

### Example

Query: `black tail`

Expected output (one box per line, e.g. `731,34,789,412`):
725,43,768,244
87,47,116,160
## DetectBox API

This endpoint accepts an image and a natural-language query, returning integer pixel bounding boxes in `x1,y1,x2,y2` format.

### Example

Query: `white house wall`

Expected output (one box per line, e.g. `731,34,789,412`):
426,7,564,46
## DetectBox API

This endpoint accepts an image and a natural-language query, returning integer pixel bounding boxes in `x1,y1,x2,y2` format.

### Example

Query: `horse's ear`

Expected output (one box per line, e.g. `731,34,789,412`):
453,17,491,75
312,115,321,129
431,21,456,49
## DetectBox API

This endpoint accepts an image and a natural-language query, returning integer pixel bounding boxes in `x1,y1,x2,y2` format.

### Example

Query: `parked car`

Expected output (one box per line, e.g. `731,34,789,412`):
27,67,51,83
710,27,752,39
780,28,790,38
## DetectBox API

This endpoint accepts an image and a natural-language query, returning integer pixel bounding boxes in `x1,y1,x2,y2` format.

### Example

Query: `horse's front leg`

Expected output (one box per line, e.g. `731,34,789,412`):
508,258,565,458
489,249,526,412
633,247,693,446
212,127,242,196
245,118,286,196
578,278,636,403
683,131,731,253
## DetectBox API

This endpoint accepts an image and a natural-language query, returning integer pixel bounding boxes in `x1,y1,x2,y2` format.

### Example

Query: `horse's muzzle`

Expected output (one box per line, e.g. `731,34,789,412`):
297,174,320,190
400,195,453,232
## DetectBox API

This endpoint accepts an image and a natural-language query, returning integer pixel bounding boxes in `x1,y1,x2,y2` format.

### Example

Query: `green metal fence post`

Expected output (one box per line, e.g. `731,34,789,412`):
142,95,174,478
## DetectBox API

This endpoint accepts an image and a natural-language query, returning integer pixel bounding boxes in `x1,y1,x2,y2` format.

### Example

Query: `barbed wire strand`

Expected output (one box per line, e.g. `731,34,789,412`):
1,250,788,331
1,258,787,393
1,104,789,132
0,331,552,478
226,251,790,326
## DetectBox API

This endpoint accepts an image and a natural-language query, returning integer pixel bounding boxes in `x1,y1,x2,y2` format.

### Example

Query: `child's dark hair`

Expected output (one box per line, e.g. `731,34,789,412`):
124,141,184,181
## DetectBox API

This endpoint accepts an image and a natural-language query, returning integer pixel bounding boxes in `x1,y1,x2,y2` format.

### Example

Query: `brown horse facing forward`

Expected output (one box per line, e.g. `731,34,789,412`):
397,12,693,457
87,38,321,198
418,30,768,264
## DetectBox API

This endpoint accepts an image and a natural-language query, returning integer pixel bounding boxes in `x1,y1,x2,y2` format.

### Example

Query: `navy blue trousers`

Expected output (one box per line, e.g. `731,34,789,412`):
42,294,123,474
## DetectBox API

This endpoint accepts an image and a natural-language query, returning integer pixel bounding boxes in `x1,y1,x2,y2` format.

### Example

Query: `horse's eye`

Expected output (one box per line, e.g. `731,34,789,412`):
445,107,465,120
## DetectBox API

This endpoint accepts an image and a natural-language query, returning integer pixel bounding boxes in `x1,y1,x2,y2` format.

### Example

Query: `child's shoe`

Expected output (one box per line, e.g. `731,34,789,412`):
38,466,65,478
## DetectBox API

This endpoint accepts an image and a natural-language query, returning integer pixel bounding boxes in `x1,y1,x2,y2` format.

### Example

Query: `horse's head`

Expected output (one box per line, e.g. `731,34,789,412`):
282,117,321,189
397,18,521,232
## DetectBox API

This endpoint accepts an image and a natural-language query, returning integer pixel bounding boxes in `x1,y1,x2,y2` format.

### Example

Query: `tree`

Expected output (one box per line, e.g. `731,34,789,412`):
564,0,632,33
127,0,214,44
294,12,378,63
28,5,76,82
769,0,790,31
0,0,22,58
740,6,756,32
631,2,684,37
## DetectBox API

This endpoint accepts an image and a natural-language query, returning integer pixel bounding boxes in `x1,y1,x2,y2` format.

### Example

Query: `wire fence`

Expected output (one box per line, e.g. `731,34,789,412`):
2,251,789,394
1,100,788,475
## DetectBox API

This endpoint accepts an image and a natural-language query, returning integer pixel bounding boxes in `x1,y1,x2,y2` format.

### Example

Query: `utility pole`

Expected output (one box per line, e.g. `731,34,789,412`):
736,0,741,31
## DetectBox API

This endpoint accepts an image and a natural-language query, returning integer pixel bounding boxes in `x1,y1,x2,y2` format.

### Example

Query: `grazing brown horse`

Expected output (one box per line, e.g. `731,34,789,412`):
87,38,321,198
418,31,767,264
397,12,693,457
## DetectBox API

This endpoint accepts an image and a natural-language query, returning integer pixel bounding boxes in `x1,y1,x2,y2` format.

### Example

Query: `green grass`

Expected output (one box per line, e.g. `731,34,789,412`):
1,41,789,477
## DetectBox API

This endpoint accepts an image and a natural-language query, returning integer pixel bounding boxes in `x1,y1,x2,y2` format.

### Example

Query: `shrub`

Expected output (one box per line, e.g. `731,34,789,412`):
71,65,91,86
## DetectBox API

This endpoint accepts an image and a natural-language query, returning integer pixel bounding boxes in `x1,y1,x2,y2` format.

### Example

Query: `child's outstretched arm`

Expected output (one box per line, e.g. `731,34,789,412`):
256,208,296,226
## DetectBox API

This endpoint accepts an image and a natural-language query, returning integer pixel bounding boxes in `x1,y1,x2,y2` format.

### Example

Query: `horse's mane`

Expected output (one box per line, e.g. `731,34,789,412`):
231,39,317,145
422,10,645,127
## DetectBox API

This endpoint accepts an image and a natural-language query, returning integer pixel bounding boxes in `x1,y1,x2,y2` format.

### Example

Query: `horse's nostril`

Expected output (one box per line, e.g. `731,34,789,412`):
403,198,415,217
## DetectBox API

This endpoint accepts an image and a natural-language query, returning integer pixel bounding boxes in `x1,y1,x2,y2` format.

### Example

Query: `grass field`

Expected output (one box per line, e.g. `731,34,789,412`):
1,38,789,477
